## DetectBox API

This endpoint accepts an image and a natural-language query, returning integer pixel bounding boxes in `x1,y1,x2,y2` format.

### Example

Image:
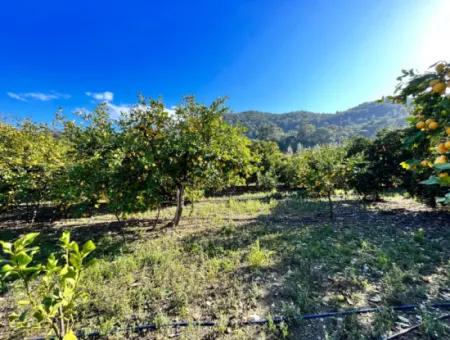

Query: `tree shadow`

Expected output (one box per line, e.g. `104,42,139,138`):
0,217,166,266
181,195,450,338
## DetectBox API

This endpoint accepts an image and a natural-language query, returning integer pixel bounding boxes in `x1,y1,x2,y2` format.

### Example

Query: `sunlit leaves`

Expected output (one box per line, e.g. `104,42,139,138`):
394,61,450,204
0,232,95,339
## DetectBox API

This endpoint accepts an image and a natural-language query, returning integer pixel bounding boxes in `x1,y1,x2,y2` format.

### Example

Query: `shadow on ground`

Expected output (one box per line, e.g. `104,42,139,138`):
181,196,450,339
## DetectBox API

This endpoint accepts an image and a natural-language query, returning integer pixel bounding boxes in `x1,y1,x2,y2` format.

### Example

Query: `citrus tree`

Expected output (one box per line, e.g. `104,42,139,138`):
345,130,414,201
0,121,69,219
56,104,119,216
289,145,348,218
394,61,450,205
109,98,172,220
249,140,284,189
163,97,255,226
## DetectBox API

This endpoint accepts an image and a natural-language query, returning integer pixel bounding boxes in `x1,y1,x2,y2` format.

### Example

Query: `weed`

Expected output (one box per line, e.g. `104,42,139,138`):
414,227,426,243
419,306,450,339
247,239,273,268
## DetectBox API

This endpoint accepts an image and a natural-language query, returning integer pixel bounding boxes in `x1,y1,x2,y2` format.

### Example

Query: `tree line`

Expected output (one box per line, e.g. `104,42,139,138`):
1,62,449,225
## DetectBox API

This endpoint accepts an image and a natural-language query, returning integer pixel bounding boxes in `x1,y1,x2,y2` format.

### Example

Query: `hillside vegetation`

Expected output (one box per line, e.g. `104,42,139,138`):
225,102,407,151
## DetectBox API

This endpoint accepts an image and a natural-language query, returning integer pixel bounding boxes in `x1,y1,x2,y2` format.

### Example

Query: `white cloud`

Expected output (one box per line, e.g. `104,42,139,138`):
107,103,131,119
7,92,27,101
165,106,177,116
72,107,90,115
7,91,70,102
74,98,175,121
85,91,114,102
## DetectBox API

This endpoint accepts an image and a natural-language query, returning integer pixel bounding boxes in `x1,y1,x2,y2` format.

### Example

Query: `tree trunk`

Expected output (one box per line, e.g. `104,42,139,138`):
189,201,195,217
327,192,334,220
153,206,161,229
172,184,184,227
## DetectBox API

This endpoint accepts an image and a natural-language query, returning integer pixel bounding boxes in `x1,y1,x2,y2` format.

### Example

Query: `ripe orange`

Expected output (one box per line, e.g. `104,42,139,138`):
428,121,439,130
425,118,434,125
420,160,430,167
435,155,448,164
439,172,449,178
416,121,426,129
445,141,450,149
432,82,446,94
446,127,450,135
437,143,448,154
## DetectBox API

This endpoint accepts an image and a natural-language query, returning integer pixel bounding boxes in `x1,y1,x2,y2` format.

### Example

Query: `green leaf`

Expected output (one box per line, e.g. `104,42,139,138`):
1,264,14,273
81,240,95,256
13,232,39,250
420,176,440,185
68,241,79,254
46,253,58,269
69,255,82,269
13,251,32,267
0,241,13,254
21,233,39,247
60,231,71,246
435,163,450,170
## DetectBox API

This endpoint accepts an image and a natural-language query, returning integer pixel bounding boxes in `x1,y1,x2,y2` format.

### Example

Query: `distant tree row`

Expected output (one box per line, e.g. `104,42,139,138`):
0,97,255,225
1,61,449,223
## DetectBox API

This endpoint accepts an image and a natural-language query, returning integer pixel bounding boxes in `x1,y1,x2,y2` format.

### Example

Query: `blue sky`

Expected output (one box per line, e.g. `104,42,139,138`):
0,0,449,122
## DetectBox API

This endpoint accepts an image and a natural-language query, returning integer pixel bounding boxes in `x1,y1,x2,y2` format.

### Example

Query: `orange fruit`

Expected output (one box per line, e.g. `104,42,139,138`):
425,118,434,125
420,160,430,167
445,141,450,149
428,121,439,130
437,143,448,154
432,82,446,94
439,172,449,178
416,121,426,129
446,127,450,135
435,155,448,164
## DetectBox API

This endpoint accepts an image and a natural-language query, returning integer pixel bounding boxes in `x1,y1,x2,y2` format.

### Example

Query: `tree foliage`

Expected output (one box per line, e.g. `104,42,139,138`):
344,130,413,200
287,145,349,217
163,97,255,226
0,121,68,217
394,61,450,205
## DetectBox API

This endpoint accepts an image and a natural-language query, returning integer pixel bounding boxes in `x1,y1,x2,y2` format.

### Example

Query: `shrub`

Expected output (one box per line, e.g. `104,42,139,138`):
0,232,95,339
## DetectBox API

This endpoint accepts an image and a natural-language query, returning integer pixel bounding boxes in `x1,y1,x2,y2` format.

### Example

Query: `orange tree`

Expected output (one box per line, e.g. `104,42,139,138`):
162,97,255,226
55,104,119,216
109,98,172,221
0,121,69,218
288,145,349,218
394,61,450,205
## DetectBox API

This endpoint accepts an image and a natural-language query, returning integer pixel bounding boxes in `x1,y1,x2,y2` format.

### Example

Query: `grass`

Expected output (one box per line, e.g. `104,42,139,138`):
1,192,449,339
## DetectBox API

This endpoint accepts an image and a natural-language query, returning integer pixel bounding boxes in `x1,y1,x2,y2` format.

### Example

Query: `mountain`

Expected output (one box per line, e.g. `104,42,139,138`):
225,102,408,151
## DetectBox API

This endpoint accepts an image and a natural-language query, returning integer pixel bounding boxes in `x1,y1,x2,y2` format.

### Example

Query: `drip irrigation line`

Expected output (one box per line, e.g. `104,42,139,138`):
31,302,450,339
386,313,450,340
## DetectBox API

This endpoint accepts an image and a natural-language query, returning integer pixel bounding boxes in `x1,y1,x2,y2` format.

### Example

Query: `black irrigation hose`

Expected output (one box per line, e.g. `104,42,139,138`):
386,313,450,339
30,302,450,339
52,302,449,338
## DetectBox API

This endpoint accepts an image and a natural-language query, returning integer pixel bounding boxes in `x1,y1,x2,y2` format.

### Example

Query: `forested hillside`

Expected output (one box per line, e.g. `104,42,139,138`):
225,102,408,151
